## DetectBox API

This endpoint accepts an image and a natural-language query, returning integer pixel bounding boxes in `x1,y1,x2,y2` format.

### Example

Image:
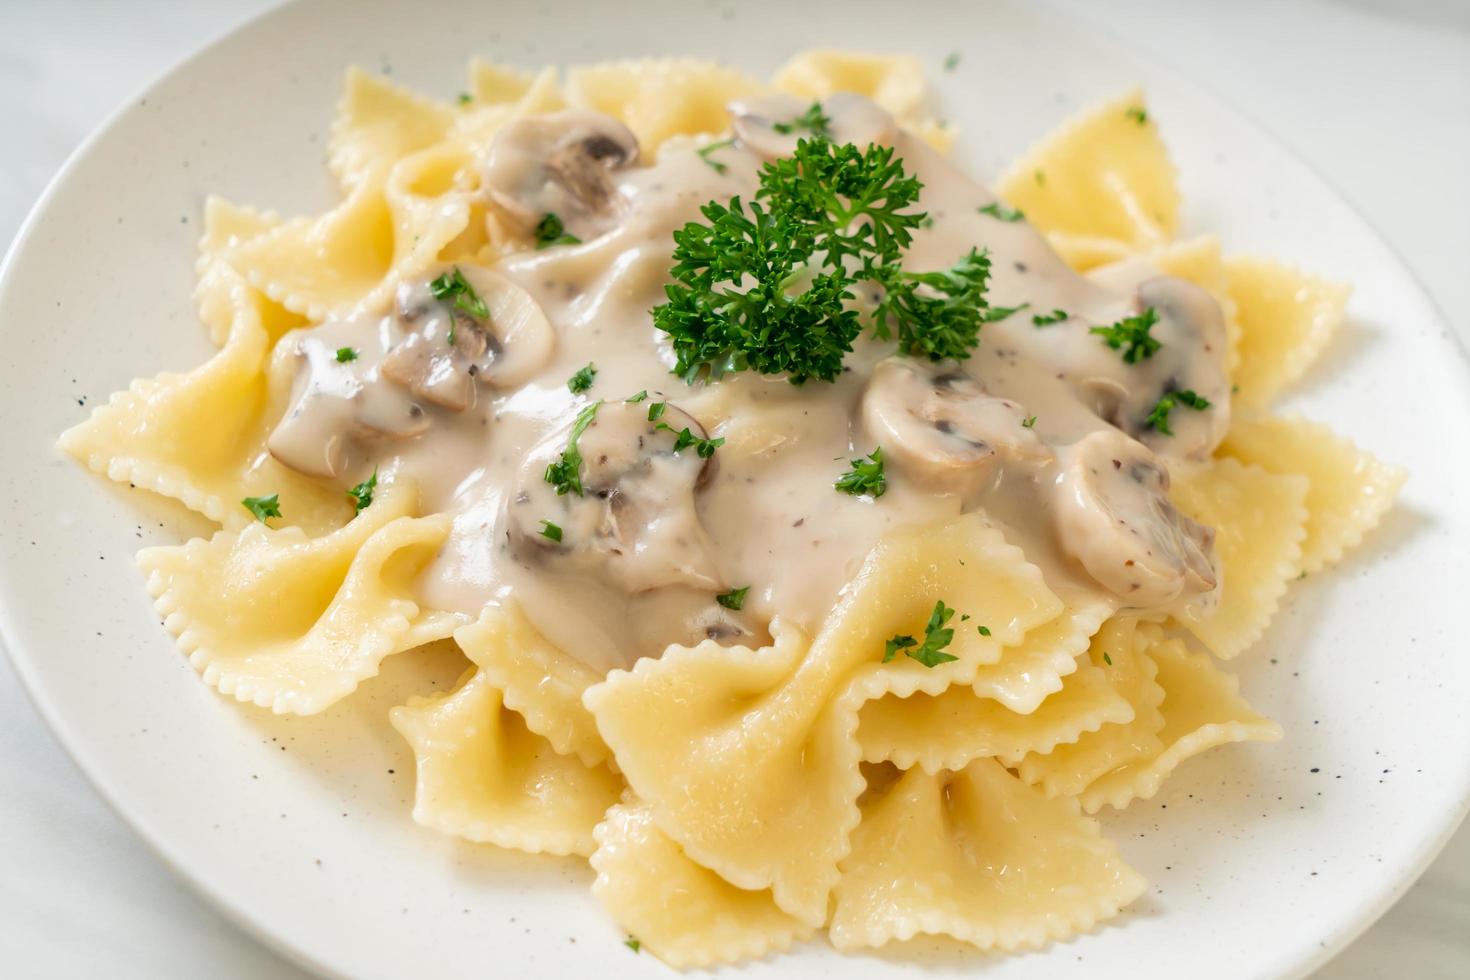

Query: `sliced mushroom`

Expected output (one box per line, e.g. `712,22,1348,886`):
509,400,723,594
861,357,1050,494
267,333,428,481
1051,428,1217,607
729,92,898,161
482,109,640,241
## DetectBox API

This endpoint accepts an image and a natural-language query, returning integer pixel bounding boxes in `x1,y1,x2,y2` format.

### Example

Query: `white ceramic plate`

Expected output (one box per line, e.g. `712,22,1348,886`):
2,1,1468,977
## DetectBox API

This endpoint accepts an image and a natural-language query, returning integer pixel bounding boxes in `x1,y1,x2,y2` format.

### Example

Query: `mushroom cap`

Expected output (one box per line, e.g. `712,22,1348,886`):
862,357,1050,494
509,400,723,594
482,109,640,242
1051,428,1218,607
729,92,898,160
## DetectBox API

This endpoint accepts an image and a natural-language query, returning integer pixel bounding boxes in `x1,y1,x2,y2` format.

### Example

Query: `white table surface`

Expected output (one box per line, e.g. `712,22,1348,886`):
1,0,1466,976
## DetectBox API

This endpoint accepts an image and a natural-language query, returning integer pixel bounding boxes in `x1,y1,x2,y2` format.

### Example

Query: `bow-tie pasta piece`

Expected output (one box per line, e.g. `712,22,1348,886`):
1017,617,1166,798
589,802,813,967
857,597,1119,772
773,50,952,152
1220,415,1405,574
565,58,766,158
1168,456,1310,658
58,298,351,535
1226,258,1348,408
455,603,611,768
830,759,1146,952
391,668,622,857
1081,635,1281,812
585,515,1061,927
136,481,455,714
452,65,566,160
996,89,1178,271
193,198,306,347
328,68,456,191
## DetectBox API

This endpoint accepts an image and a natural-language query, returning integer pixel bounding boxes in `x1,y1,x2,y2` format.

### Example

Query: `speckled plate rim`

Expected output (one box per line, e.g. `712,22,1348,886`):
1,1,1468,978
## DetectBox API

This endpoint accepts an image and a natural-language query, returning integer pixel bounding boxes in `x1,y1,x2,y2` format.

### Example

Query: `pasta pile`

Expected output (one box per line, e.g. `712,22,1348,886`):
58,50,1404,966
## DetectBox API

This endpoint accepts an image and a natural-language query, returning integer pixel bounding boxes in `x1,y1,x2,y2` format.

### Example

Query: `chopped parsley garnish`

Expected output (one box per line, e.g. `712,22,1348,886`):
626,390,649,403
1089,307,1161,363
429,267,489,319
977,625,991,636
1031,308,1069,326
1145,388,1211,435
242,493,281,524
943,51,961,72
346,468,377,514
652,136,993,384
772,102,832,137
697,137,735,175
657,423,724,459
1034,169,1046,186
978,201,1024,222
1125,106,1148,125
834,448,886,498
624,937,641,953
538,520,563,542
457,91,472,105
1022,415,1037,428
335,346,359,363
982,302,1029,322
544,401,602,496
647,400,667,421
882,600,959,668
1103,651,1113,666
567,362,597,394
716,586,750,610
535,213,582,248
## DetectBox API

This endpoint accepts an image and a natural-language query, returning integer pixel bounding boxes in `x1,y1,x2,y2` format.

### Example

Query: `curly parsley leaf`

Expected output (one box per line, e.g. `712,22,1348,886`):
535,213,582,249
346,468,377,514
567,362,597,394
335,346,359,363
715,586,750,610
242,493,281,524
834,448,886,497
1145,388,1211,435
653,137,992,384
1031,308,1069,326
429,267,489,319
544,401,602,496
657,423,724,459
1090,306,1161,363
883,600,959,667
772,103,832,137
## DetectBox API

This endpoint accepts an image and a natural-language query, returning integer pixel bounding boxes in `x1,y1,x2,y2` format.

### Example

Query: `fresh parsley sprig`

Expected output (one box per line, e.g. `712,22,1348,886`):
544,401,602,496
1145,388,1211,435
772,103,832,137
242,494,281,524
1090,307,1161,363
567,363,597,394
882,600,959,668
346,468,377,514
653,135,993,384
715,586,749,610
835,448,887,497
429,267,489,319
535,213,582,249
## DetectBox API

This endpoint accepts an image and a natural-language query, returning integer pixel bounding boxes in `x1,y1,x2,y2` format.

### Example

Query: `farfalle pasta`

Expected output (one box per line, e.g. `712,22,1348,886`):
59,49,1403,968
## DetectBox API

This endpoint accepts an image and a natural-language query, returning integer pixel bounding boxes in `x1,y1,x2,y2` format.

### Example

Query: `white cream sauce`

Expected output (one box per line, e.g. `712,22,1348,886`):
268,94,1229,673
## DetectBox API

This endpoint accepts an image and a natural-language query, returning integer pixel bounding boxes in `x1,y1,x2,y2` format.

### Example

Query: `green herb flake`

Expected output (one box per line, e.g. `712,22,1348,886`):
428,267,490,319
626,390,649,403
624,937,641,953
1031,308,1069,326
652,137,993,384
882,600,959,668
1089,307,1161,363
978,201,1025,222
657,423,724,459
535,213,582,249
1103,651,1113,666
647,400,667,422
1145,388,1211,435
457,91,472,106
335,346,359,363
716,586,750,610
697,137,735,175
943,51,961,72
567,362,598,394
346,468,377,514
1125,106,1148,125
1034,169,1046,186
834,448,886,498
544,401,602,496
538,520,563,542
978,625,991,636
982,301,1030,323
1022,415,1037,428
772,102,832,137
242,493,281,524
